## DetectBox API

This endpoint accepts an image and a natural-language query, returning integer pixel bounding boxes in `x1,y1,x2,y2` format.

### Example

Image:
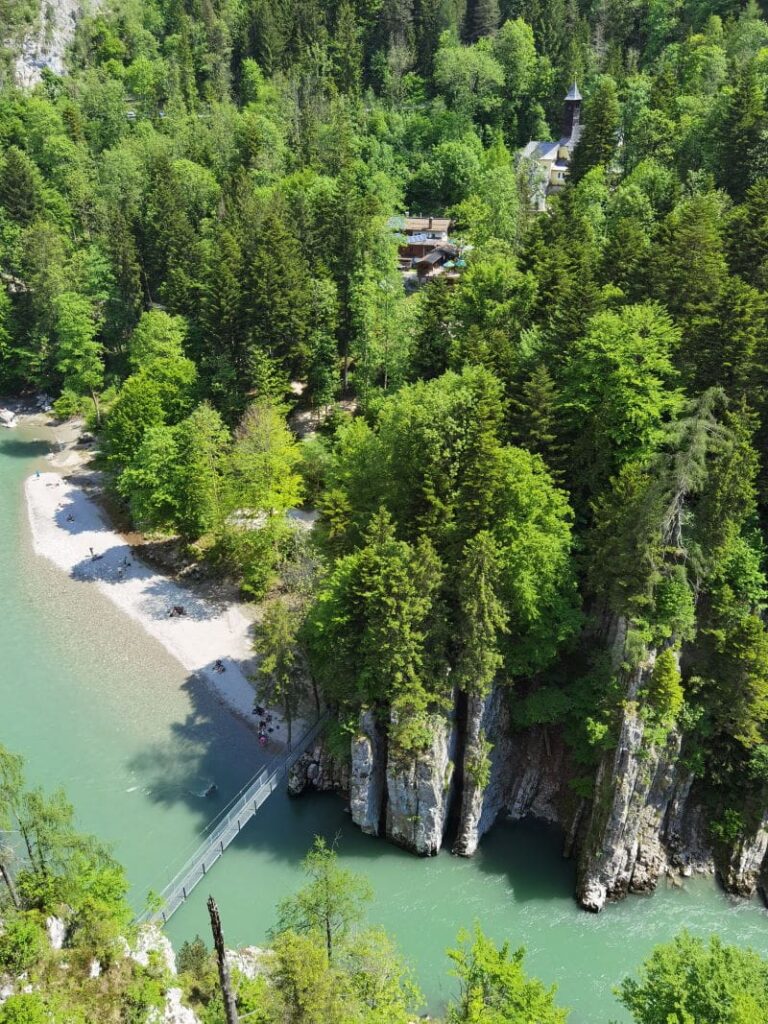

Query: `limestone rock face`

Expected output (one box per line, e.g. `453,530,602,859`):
46,916,66,951
350,710,386,835
147,988,200,1024
161,988,200,1024
385,714,456,855
127,924,177,976
287,740,349,796
226,946,272,980
453,693,490,857
576,647,689,912
13,0,97,88
718,813,768,897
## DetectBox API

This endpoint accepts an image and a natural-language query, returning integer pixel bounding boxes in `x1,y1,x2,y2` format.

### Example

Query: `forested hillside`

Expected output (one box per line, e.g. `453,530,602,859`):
5,0,768,911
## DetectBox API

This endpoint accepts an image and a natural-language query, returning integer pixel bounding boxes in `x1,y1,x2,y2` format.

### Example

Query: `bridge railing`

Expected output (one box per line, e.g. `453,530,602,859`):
137,712,329,925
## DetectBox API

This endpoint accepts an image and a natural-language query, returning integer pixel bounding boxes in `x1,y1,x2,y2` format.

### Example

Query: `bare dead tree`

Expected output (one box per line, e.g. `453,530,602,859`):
208,896,239,1024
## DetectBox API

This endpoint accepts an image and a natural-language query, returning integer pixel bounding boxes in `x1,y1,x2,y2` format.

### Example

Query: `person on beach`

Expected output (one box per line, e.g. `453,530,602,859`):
214,659,225,673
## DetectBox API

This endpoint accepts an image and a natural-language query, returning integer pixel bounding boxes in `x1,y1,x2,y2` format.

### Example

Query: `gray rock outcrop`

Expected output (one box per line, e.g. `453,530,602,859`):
385,713,456,855
350,709,386,835
13,0,98,88
287,739,349,796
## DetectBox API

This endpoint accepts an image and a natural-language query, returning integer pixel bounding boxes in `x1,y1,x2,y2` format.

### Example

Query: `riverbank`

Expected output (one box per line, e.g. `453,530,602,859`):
25,470,265,721
17,409,295,742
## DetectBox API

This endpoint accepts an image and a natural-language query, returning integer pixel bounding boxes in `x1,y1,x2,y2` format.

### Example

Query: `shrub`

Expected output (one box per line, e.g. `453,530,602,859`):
0,913,47,975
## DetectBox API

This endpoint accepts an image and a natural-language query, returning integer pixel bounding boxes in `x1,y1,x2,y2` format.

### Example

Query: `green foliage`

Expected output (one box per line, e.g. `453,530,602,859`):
175,403,230,540
274,836,373,961
618,932,768,1024
454,532,509,696
309,508,444,755
0,913,47,975
254,598,304,741
0,993,49,1024
3,0,768,896
644,648,684,728
177,935,210,977
571,77,620,182
446,924,568,1023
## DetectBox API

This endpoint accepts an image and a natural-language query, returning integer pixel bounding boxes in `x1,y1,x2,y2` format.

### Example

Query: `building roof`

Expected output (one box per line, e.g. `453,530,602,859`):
405,216,451,233
521,140,560,161
565,82,582,101
415,243,459,267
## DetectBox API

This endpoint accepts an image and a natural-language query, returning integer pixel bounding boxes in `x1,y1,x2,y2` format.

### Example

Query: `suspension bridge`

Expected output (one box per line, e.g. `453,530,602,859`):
137,714,328,925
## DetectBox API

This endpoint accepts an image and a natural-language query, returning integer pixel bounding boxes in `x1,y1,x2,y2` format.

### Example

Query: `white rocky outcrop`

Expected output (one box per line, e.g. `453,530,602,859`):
225,946,271,980
350,710,386,835
127,924,177,976
385,713,456,855
13,0,98,88
146,987,200,1024
45,916,66,950
576,642,692,912
453,693,492,857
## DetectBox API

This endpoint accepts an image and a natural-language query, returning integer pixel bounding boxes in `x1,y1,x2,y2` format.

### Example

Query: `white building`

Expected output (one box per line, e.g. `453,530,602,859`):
520,84,583,211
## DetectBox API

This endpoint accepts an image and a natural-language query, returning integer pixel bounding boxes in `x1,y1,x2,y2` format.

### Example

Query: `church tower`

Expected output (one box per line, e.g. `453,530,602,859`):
561,83,582,142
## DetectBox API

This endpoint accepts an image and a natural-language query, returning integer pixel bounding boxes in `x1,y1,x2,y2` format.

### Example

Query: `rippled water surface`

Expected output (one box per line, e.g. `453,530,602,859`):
3,424,768,1021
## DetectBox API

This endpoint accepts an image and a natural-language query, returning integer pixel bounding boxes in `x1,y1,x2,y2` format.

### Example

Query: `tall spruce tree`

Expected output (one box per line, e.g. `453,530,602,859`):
570,76,620,182
464,0,501,42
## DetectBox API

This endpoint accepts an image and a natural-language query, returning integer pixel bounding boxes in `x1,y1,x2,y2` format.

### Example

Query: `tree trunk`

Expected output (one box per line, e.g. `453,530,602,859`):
0,860,20,908
325,912,333,963
208,896,239,1024
90,390,101,427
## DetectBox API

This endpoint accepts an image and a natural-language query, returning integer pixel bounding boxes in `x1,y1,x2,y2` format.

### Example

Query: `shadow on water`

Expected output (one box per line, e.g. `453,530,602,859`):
0,437,51,458
125,672,354,891
127,673,264,813
126,665,579,906
475,817,577,903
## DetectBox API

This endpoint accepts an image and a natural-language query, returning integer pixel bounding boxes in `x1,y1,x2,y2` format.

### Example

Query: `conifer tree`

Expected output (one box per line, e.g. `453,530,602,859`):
713,59,765,201
0,146,40,225
509,364,563,478
464,0,501,42
454,531,508,696
54,292,104,424
175,402,230,539
332,0,363,94
570,76,620,182
410,276,453,381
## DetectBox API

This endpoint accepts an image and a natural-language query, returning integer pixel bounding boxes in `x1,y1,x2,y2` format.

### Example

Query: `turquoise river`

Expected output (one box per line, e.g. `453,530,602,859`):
3,423,768,1021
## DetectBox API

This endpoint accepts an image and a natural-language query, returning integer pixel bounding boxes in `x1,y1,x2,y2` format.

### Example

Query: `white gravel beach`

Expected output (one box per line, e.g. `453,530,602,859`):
25,470,262,724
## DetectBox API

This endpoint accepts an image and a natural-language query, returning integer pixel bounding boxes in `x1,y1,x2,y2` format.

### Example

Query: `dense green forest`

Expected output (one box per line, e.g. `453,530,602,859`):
5,0,768,984
3,744,768,1022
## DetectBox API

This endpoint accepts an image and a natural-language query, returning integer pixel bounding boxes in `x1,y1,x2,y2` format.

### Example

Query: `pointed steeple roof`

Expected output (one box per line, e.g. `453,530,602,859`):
564,82,582,101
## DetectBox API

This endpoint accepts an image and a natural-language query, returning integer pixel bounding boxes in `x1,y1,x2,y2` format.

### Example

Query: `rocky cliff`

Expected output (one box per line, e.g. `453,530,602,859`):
385,711,456,855
576,649,685,911
293,626,768,909
12,0,97,88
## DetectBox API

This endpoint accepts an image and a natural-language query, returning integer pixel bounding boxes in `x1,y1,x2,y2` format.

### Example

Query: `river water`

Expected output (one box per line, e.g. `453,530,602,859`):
3,423,768,1021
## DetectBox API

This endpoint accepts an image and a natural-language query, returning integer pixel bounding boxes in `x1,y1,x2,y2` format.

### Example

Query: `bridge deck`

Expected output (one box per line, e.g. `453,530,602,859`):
138,714,327,925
